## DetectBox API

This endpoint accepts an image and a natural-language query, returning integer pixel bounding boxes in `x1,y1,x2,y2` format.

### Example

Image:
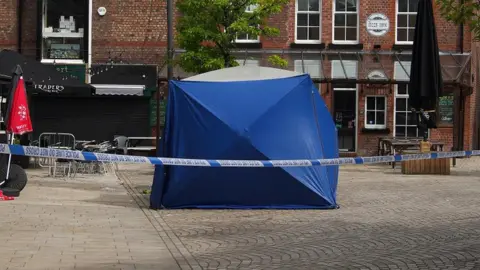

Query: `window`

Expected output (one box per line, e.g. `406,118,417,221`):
331,60,358,79
295,0,321,43
41,0,90,63
396,0,418,44
365,96,386,129
333,0,358,43
394,61,424,137
236,4,260,43
236,59,260,66
294,60,322,78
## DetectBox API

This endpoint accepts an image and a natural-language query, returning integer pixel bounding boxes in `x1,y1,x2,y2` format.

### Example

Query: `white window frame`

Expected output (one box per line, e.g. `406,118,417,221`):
235,4,261,43
393,61,427,138
295,0,322,44
365,95,387,129
332,0,359,44
40,0,92,64
395,0,417,45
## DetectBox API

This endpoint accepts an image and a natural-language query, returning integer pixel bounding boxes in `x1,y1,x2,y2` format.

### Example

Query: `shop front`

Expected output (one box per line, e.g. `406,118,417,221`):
160,49,472,156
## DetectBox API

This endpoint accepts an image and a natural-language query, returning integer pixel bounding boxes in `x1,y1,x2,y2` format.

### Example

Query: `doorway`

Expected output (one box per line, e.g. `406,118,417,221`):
333,89,357,152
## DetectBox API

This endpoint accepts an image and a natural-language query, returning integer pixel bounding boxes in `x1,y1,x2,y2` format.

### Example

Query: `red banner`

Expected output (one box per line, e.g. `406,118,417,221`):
7,76,33,135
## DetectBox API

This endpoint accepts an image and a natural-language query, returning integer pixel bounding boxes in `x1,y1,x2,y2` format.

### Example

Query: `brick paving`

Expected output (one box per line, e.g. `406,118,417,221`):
119,159,480,270
0,168,180,270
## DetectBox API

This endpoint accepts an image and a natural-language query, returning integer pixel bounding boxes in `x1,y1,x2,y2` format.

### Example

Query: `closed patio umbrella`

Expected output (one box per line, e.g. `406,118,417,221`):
408,0,443,140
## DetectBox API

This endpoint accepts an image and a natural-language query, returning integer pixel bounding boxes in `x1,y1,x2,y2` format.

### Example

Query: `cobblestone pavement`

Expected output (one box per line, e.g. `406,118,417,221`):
0,168,180,270
119,158,480,270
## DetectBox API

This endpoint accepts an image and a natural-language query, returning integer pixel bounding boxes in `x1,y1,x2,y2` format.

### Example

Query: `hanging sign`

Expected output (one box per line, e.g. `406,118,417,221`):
366,13,390,37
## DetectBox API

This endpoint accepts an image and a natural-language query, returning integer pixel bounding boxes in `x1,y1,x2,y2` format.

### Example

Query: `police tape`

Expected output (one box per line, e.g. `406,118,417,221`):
0,143,477,167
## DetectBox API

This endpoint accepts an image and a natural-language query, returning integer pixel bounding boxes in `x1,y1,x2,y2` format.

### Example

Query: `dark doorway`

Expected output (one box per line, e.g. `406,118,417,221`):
333,89,356,152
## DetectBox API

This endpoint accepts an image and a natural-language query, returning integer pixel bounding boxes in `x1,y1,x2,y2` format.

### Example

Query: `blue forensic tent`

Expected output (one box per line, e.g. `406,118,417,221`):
150,66,339,209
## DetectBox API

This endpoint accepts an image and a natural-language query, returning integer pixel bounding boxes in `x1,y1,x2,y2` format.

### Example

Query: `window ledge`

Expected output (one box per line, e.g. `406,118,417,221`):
361,127,390,134
234,42,262,49
290,43,325,49
41,59,85,64
328,43,363,50
392,44,413,51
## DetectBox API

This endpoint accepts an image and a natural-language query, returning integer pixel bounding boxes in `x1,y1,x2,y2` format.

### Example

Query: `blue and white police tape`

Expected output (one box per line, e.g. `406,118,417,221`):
0,143,477,167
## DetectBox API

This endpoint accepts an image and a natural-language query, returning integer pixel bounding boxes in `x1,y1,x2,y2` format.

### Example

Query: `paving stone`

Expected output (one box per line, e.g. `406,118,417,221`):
0,168,180,270
119,159,480,270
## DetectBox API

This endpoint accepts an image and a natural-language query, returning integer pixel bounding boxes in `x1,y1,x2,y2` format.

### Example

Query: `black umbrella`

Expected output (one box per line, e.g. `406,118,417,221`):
0,49,94,96
408,0,443,139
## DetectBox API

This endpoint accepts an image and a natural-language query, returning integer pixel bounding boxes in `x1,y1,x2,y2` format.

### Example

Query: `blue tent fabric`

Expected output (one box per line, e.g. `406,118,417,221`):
150,74,339,209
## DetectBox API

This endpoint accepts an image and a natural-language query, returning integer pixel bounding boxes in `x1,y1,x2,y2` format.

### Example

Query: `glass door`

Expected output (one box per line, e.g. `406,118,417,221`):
333,89,356,152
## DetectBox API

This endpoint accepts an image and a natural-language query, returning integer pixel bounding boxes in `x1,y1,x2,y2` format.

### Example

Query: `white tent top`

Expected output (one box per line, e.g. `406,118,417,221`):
183,66,304,82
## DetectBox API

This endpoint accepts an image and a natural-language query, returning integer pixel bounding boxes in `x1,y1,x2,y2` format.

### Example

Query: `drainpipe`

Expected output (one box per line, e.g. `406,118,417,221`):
458,0,464,53
17,0,23,53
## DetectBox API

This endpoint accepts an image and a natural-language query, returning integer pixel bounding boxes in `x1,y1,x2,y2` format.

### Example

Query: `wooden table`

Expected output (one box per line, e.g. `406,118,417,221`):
378,137,445,168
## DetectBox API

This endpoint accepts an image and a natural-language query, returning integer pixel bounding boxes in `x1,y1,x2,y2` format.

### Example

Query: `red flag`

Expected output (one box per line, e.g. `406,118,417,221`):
6,76,33,135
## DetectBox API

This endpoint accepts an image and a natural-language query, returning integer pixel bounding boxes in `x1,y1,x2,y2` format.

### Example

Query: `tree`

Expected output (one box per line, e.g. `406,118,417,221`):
436,0,480,40
176,0,289,74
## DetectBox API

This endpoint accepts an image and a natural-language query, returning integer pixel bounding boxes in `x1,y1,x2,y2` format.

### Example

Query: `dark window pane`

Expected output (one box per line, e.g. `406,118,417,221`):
346,14,357,27
376,112,385,125
397,85,408,95
407,127,418,137
406,112,416,125
297,27,307,40
237,33,247,40
297,14,308,26
346,28,357,40
396,126,406,137
309,0,319,11
397,29,407,41
377,97,385,110
334,27,345,41
346,0,357,11
367,111,375,124
409,0,419,12
396,98,407,111
396,112,406,125
367,97,375,109
308,27,320,40
335,0,345,11
309,14,320,26
298,0,308,11
398,0,408,12
409,14,416,27
335,14,345,26
408,29,415,41
398,15,408,27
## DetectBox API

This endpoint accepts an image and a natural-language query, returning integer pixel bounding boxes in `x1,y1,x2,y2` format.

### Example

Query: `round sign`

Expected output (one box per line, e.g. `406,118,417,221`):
366,13,389,37
98,7,107,16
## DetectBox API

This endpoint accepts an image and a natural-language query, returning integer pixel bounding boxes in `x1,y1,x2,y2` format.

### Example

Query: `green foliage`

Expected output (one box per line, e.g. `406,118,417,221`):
176,0,290,73
267,55,288,69
436,0,480,41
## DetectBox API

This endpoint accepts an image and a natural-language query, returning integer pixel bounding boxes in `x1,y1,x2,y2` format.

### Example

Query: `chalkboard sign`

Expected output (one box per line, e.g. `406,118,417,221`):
150,99,167,127
438,94,454,125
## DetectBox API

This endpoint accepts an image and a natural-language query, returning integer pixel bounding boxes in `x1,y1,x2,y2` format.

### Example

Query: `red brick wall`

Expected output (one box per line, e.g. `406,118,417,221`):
0,0,475,155
0,1,471,60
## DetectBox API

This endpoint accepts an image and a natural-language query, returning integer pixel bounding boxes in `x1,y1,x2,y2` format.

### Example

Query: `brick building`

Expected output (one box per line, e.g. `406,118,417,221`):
0,0,475,156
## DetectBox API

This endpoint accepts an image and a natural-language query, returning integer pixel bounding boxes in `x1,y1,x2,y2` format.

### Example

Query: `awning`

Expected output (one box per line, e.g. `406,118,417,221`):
92,84,145,96
0,49,95,97
158,49,472,89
